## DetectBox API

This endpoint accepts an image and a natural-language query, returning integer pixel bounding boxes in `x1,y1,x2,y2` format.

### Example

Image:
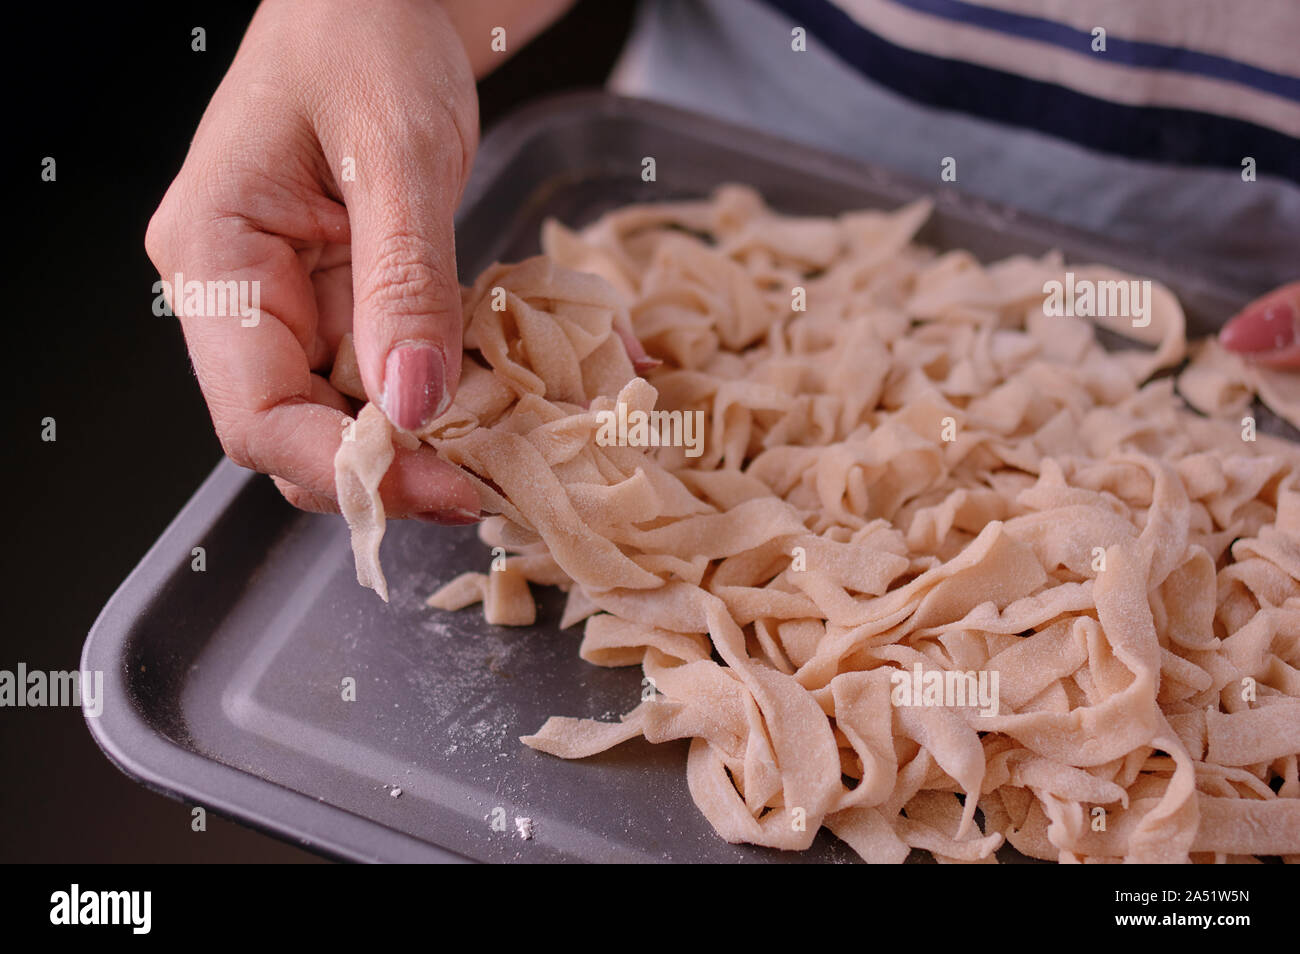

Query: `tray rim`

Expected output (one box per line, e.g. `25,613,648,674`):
81,459,473,863
463,90,1266,308
83,88,1262,865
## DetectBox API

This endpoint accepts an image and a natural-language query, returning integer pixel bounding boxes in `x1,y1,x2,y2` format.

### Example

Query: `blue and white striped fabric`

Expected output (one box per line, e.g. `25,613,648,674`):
608,0,1300,292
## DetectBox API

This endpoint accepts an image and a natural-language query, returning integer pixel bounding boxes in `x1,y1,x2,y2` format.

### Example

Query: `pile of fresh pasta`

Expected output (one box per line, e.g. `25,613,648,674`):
334,186,1300,863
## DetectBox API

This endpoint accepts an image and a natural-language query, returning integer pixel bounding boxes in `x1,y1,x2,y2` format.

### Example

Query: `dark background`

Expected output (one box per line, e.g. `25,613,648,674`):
5,0,634,863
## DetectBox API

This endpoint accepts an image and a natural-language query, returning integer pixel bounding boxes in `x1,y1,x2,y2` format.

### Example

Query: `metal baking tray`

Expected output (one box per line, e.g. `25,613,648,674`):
83,90,1285,864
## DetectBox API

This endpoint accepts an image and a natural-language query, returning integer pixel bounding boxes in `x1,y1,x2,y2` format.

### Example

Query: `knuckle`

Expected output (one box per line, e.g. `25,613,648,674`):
359,231,449,318
143,203,175,271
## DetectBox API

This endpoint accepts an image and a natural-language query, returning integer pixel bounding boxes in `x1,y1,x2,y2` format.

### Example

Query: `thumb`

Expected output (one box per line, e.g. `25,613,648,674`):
1219,281,1300,369
343,122,473,432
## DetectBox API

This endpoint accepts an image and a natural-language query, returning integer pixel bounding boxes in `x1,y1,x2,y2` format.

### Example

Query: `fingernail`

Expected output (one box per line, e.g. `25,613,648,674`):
383,341,449,431
413,507,481,526
615,326,660,373
1220,303,1297,354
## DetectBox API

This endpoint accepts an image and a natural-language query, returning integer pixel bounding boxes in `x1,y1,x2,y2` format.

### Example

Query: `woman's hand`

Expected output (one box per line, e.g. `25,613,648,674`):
145,0,481,522
1219,282,1300,370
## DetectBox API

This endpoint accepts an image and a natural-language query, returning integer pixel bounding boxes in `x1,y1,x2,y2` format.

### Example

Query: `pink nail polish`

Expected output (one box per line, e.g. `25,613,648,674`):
413,507,481,526
383,342,448,431
1221,303,1297,354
